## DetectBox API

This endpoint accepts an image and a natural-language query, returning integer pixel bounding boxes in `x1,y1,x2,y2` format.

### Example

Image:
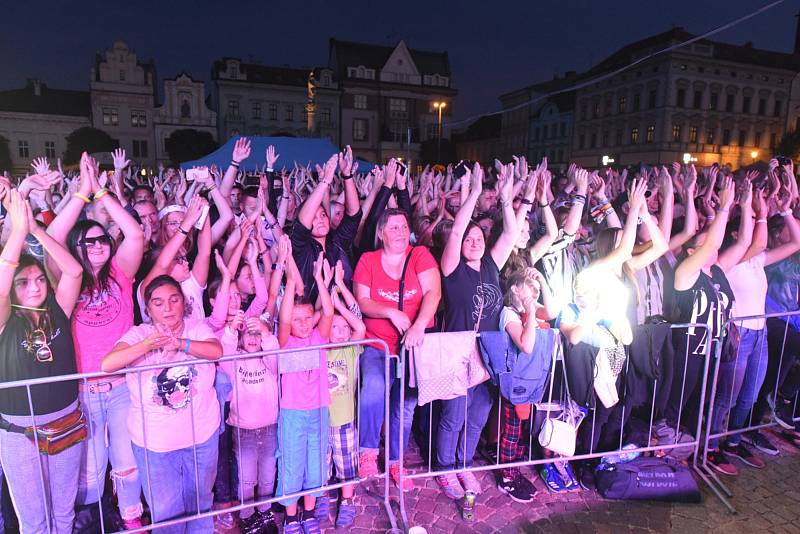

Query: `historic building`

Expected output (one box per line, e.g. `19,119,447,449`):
329,39,456,164
153,73,217,164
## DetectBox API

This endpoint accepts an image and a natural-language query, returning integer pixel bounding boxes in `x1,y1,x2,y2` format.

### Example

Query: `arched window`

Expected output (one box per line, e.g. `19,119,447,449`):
181,99,191,118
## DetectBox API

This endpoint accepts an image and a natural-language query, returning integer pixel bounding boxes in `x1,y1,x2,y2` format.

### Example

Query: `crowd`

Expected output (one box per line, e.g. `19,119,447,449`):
0,137,798,534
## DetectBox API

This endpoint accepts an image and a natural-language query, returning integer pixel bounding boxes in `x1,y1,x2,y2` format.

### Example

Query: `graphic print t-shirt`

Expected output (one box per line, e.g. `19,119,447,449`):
118,319,220,452
443,256,503,332
673,265,734,357
72,258,134,373
327,345,360,427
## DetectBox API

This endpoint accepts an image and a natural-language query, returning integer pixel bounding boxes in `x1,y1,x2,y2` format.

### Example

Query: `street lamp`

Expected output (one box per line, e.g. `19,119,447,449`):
433,101,447,163
750,150,759,163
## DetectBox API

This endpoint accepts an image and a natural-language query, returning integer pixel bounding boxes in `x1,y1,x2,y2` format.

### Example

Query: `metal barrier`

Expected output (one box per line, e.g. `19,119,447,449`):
0,338,398,533
700,310,800,514
396,323,713,532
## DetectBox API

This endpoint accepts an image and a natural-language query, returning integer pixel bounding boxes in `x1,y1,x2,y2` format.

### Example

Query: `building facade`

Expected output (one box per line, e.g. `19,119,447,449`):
454,114,502,164
0,80,90,174
211,59,340,146
329,39,456,164
153,73,217,164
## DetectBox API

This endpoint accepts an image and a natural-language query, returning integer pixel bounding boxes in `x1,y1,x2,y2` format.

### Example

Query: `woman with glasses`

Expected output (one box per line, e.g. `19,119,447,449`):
102,274,223,532
44,152,148,528
0,189,84,533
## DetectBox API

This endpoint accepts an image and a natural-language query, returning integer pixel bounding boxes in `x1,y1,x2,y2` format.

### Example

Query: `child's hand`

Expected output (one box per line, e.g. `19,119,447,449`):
230,310,245,332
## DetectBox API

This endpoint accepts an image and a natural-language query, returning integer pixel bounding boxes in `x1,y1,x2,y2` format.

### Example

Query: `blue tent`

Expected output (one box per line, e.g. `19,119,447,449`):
180,136,372,172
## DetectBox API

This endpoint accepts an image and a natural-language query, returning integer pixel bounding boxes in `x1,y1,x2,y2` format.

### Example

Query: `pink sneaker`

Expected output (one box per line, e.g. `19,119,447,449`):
389,463,414,492
359,450,380,479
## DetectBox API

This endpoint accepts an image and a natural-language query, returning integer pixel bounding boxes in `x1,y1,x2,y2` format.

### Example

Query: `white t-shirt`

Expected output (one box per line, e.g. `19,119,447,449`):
219,334,280,429
118,319,220,452
137,274,206,324
727,252,767,330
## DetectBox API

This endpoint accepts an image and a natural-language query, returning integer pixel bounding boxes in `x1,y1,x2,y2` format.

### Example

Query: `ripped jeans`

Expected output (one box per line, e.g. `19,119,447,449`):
77,382,144,521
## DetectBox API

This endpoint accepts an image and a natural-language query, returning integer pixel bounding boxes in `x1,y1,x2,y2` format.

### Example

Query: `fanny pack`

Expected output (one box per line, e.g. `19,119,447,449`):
0,406,88,455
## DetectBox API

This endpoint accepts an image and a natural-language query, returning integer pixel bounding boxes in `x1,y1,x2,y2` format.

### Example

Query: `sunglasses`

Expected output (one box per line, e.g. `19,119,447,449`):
81,235,112,247
27,328,53,363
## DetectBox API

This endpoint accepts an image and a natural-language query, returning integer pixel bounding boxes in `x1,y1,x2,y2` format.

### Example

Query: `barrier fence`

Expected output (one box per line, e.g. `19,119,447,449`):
0,338,397,533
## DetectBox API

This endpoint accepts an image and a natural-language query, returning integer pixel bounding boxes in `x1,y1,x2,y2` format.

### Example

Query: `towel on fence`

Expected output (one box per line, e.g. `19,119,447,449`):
478,329,557,405
627,322,673,410
411,331,489,406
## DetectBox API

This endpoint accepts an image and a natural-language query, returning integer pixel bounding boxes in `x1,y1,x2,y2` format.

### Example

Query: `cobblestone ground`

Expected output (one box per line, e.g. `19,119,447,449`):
306,426,800,534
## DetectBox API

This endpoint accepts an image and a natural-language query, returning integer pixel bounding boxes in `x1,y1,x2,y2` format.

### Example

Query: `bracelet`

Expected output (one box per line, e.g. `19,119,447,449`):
500,200,511,208
716,207,729,214
271,263,285,271
266,167,274,173
780,210,793,217
281,195,290,200
206,184,217,193
520,199,533,206
183,338,191,353
0,258,19,268
178,227,190,235
230,161,240,169
755,218,768,224
572,194,587,202
342,174,353,180
539,201,550,208
706,215,716,221
93,188,110,201
73,193,91,204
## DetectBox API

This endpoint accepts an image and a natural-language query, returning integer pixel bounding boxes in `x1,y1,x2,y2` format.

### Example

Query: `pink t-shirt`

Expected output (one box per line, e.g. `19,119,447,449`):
72,258,134,373
118,318,220,452
280,329,331,410
219,335,280,429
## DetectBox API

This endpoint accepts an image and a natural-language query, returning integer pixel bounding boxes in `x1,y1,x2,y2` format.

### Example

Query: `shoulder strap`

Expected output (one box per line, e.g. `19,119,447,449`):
398,247,415,313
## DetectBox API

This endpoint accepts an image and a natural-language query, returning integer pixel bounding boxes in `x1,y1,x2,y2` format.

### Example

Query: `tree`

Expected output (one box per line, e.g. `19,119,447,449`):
165,129,218,164
64,127,116,165
0,135,11,174
776,130,800,162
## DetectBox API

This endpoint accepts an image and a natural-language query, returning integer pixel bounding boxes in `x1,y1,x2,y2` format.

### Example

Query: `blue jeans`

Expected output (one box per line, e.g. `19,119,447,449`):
77,382,143,520
232,425,277,518
710,327,769,448
436,383,493,470
132,432,218,533
358,346,417,463
276,409,328,506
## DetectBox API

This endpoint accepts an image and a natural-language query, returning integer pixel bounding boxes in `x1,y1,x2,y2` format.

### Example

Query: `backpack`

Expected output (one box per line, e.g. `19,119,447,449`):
595,456,701,502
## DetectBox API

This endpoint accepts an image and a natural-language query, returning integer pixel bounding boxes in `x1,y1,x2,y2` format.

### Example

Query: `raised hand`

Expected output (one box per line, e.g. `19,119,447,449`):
627,177,648,215
574,168,589,195
590,171,606,200
320,154,338,186
338,145,354,176
112,148,130,170
184,195,207,228
214,250,231,278
718,176,735,210
469,161,483,197
265,145,279,170
30,157,50,175
8,189,30,236
384,159,398,188
497,163,514,203
277,234,291,265
232,137,251,164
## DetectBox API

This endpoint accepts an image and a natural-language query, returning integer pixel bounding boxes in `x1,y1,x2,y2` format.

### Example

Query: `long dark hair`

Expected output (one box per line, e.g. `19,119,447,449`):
10,254,60,335
67,220,116,295
594,227,640,305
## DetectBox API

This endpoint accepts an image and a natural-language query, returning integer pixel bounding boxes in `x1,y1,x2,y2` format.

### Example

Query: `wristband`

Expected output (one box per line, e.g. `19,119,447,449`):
266,167,274,173
73,193,91,204
206,184,217,193
183,338,191,353
230,161,240,169
342,173,353,180
780,210,793,217
0,258,20,268
271,263,285,271
539,201,550,208
755,218,768,224
178,227,190,235
716,207,729,214
706,215,716,221
520,198,533,206
93,188,110,201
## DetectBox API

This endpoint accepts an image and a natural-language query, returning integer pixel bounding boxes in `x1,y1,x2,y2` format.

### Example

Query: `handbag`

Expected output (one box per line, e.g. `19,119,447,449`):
538,400,585,457
595,456,701,502
0,406,88,456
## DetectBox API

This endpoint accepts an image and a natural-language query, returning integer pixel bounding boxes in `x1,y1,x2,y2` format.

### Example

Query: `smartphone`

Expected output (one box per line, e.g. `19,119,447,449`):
454,161,469,179
776,155,792,166
194,205,210,229
186,167,209,182
243,175,260,188
396,160,407,175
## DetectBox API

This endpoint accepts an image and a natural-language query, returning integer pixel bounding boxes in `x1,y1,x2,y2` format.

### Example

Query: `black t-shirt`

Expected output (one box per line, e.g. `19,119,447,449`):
443,256,503,333
0,305,78,416
673,265,734,357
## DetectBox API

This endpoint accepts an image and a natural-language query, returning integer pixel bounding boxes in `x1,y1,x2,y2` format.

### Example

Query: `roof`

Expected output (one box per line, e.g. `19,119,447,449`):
0,81,90,117
211,60,317,87
454,114,502,142
329,38,451,80
499,72,580,101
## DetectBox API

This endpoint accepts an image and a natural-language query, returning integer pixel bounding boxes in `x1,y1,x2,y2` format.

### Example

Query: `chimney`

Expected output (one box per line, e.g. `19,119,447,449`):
795,11,800,54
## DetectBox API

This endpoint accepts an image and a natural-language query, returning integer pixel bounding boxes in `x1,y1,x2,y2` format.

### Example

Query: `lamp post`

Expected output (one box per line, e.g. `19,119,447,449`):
433,101,447,163
750,150,759,164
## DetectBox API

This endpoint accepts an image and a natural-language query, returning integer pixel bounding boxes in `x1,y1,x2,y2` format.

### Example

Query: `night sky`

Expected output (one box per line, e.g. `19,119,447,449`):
1,0,798,125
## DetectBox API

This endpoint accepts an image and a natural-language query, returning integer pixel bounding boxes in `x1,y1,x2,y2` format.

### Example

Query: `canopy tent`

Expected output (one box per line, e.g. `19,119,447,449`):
180,136,372,172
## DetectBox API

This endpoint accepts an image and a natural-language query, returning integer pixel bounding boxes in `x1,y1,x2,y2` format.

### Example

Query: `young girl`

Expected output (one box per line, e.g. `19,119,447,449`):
276,253,333,534
220,316,280,534
497,269,558,501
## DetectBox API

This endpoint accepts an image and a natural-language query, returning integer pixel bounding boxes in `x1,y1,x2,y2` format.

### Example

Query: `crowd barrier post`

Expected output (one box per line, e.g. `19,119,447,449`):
0,338,398,533
699,310,800,514
396,323,713,533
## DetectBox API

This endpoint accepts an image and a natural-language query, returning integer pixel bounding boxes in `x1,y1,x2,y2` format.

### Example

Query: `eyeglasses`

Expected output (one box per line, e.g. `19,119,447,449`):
175,255,188,264
27,328,53,363
166,221,182,228
81,235,112,248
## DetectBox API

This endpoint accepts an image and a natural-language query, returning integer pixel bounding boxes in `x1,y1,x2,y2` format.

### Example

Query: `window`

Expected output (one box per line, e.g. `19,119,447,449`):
723,129,731,145
549,124,556,138
119,70,125,82
672,124,682,142
131,110,146,127
580,104,587,120
618,96,626,113
227,100,239,117
758,98,766,115
646,125,655,143
269,103,278,120
132,140,148,158
774,100,783,117
742,96,751,114
710,93,718,110
676,88,686,107
533,126,540,141
602,130,609,147
707,128,715,144
578,134,585,149
738,130,747,146
693,90,702,109
353,118,368,141
252,102,262,119
593,102,601,118
285,104,294,121
181,100,191,118
689,126,698,143
390,98,407,113
102,107,119,126
630,128,639,144
590,132,597,148
559,123,566,137
604,96,612,115
633,93,640,112
354,95,367,110
755,131,763,147
648,90,657,109
725,94,735,112
44,141,56,159
18,140,29,158
320,107,331,125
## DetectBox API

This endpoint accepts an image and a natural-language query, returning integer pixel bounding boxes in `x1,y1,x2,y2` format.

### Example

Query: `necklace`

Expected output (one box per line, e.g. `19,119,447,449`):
11,304,47,312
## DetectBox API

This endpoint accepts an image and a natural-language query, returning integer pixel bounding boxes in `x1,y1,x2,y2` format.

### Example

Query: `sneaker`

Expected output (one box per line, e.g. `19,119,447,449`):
741,431,780,456
436,473,465,500
359,450,380,479
706,450,738,476
539,463,570,493
335,499,357,529
313,495,330,523
122,517,146,533
601,443,641,465
214,511,235,531
554,460,579,491
722,442,766,469
260,510,279,534
239,511,266,534
497,475,533,503
578,465,597,491
300,515,321,534
389,463,414,492
513,472,537,498
283,519,303,534
457,471,482,495
771,394,798,430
